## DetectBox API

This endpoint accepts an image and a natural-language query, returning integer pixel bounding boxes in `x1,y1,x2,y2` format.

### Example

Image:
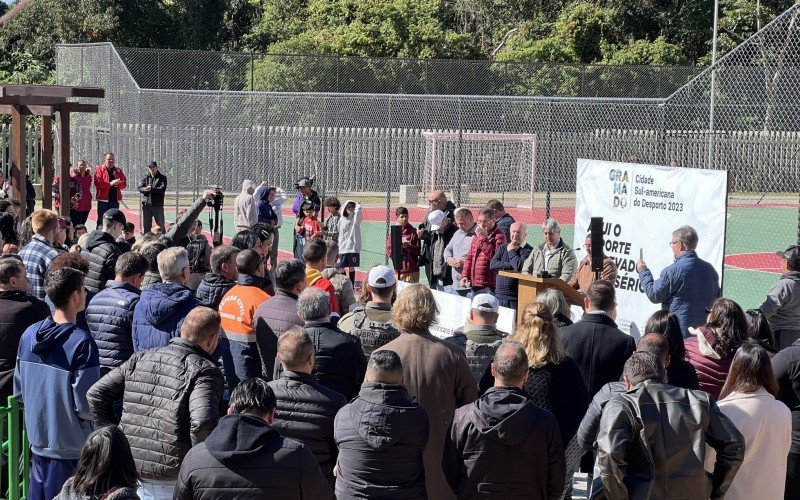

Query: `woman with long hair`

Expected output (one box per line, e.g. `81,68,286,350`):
685,297,749,398
644,310,699,389
706,341,791,500
56,425,139,499
0,212,19,254
483,302,589,498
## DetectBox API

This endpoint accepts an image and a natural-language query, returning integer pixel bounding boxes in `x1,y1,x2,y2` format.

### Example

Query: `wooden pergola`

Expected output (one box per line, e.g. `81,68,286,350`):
0,85,104,217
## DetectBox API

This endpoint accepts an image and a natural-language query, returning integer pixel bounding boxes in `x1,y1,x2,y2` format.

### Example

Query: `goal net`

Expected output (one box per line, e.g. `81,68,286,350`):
422,131,537,208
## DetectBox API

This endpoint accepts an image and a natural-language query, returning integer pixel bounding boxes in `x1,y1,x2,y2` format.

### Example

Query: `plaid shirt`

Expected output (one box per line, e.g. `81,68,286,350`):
19,234,60,300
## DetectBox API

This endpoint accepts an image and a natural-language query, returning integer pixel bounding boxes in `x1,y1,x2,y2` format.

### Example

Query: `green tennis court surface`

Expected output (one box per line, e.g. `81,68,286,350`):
118,201,795,311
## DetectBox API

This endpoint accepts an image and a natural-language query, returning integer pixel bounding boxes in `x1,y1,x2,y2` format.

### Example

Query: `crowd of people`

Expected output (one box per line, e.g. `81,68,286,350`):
2,158,800,500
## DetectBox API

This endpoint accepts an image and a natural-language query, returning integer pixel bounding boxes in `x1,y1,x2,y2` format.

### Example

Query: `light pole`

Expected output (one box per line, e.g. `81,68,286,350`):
707,0,720,169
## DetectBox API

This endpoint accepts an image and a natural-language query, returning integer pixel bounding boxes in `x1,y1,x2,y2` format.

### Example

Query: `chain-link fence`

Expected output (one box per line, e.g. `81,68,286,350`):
114,46,700,99
54,2,800,308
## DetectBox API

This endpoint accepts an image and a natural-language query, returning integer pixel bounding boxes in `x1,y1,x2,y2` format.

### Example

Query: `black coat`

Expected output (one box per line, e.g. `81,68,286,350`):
772,342,800,453
174,414,333,500
138,171,167,206
268,370,347,478
334,383,430,499
294,320,366,401
81,230,124,293
0,291,50,400
444,386,566,500
195,273,236,309
85,280,141,375
87,337,224,480
558,313,636,396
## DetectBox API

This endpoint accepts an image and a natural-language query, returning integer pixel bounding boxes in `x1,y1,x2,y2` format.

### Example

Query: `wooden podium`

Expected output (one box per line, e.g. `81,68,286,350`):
498,272,585,329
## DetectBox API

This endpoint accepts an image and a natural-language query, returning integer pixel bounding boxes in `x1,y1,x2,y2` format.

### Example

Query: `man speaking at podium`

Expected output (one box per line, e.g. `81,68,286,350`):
569,233,617,295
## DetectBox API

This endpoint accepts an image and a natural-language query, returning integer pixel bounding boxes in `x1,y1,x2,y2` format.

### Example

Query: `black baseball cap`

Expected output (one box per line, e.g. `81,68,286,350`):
103,208,127,226
147,161,158,168
777,245,800,269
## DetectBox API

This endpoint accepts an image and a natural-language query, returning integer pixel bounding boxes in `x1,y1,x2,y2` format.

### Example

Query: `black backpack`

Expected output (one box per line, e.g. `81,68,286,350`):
186,235,210,274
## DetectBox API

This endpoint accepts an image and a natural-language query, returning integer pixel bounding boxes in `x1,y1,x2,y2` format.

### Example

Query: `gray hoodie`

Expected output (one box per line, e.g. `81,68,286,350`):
234,180,256,232
337,200,363,254
760,271,800,333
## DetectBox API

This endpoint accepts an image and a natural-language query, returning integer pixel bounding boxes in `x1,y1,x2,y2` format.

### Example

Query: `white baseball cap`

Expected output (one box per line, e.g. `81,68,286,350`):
471,293,499,313
428,210,446,230
368,265,397,288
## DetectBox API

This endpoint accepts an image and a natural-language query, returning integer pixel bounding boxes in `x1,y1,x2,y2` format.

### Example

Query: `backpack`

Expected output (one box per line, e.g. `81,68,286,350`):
186,235,210,274
350,307,400,357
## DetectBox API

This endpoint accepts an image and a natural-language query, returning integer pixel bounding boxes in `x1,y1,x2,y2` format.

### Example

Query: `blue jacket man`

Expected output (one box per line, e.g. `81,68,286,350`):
637,226,720,338
132,247,199,350
86,252,148,374
490,221,533,309
14,268,100,500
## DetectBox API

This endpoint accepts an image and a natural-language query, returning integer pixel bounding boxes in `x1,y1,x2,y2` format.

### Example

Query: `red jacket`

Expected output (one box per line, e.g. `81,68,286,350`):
94,165,127,202
386,223,420,274
462,228,505,289
684,326,733,399
74,171,93,211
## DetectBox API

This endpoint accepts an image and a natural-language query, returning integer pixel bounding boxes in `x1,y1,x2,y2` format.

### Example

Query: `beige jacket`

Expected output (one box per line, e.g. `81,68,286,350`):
705,388,792,500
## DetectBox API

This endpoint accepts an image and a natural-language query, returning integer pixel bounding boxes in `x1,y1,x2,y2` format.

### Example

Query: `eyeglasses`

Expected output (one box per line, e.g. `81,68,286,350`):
669,241,680,246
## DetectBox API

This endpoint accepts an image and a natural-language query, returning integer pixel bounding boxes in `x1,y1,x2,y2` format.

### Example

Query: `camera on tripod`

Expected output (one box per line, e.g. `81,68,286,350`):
206,186,224,210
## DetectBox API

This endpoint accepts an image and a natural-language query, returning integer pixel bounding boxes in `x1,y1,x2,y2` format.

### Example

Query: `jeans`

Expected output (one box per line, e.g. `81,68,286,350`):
29,454,77,500
498,298,517,310
270,227,280,272
452,288,474,299
142,204,166,233
96,200,119,229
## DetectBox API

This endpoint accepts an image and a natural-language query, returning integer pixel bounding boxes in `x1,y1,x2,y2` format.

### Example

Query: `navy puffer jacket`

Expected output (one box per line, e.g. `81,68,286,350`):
85,280,141,374
195,273,236,309
132,282,199,351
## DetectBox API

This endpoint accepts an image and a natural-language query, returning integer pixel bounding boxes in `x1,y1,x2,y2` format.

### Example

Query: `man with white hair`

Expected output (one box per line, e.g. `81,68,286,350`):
522,218,577,282
132,246,200,350
287,287,366,400
81,208,128,292
490,221,533,309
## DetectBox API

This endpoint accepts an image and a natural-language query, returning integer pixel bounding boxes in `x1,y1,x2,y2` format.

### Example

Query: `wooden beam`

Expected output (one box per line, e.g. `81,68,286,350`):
41,116,54,211
0,104,54,116
0,85,104,99
57,103,100,114
57,110,71,219
10,105,26,217
0,96,65,106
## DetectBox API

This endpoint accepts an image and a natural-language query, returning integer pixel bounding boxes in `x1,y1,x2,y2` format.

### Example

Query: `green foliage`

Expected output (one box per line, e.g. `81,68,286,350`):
602,38,687,65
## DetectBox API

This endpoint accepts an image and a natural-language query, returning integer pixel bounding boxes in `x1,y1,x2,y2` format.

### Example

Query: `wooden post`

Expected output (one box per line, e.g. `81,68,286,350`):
10,105,26,217
41,115,54,210
57,111,70,218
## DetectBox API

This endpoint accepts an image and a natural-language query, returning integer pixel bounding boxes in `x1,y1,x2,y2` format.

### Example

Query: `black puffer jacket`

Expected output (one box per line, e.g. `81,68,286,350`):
85,280,141,375
195,273,236,309
0,290,50,400
444,386,566,500
300,320,366,400
81,230,123,293
174,414,333,500
87,337,224,480
334,383,430,499
268,370,347,478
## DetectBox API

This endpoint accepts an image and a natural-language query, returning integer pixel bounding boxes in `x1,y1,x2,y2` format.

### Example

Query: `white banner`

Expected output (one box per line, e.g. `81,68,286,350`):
396,282,516,339
574,159,727,338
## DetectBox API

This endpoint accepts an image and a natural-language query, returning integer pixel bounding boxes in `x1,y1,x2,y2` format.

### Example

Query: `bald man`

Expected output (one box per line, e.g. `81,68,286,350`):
490,222,533,309
418,190,457,290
